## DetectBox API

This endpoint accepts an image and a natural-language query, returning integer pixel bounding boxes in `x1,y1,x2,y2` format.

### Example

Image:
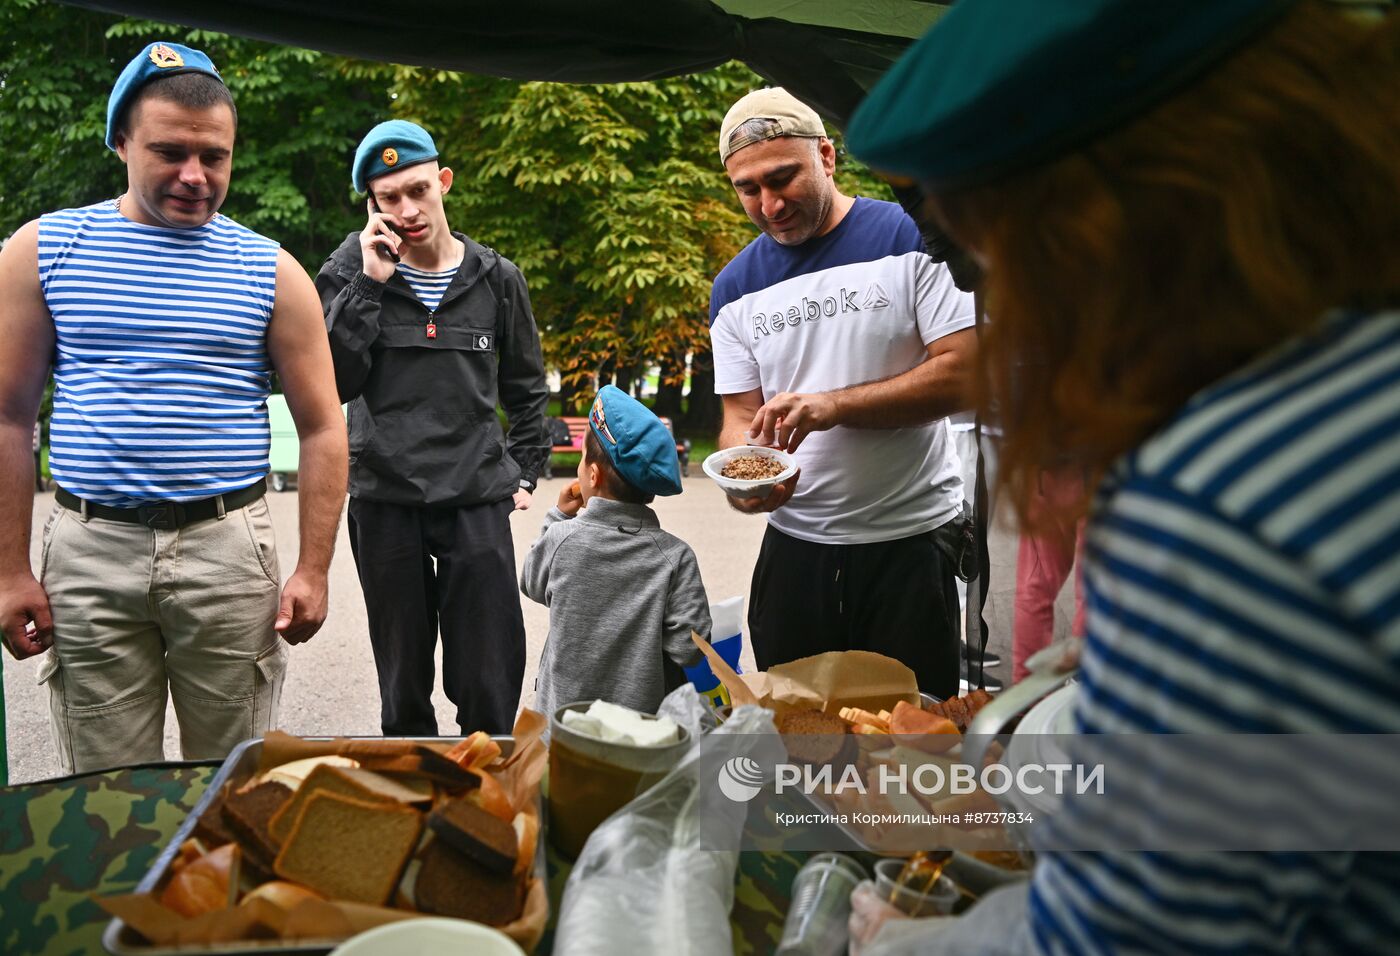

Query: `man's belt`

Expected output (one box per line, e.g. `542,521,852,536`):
55,478,267,530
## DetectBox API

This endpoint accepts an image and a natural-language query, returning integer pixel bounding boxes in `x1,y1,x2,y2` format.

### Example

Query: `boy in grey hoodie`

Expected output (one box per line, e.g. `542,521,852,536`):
521,386,712,719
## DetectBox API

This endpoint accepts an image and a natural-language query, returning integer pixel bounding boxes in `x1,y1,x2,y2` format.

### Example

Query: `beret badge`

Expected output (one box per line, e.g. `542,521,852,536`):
590,396,617,445
382,147,398,167
148,43,184,69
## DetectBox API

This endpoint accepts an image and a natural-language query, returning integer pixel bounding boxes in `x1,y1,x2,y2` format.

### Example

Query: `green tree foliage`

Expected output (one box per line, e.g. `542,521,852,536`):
2,1,893,425
0,1,387,266
377,66,757,404
375,64,891,412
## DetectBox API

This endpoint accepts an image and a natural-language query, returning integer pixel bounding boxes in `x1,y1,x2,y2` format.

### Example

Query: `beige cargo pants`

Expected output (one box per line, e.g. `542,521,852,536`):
36,497,287,773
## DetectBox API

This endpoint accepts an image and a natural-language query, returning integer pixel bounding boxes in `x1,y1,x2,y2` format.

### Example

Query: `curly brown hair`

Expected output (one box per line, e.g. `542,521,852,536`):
929,2,1400,531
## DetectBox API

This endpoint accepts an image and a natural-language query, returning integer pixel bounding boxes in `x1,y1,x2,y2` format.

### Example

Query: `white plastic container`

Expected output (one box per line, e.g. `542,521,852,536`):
702,445,798,499
328,917,525,956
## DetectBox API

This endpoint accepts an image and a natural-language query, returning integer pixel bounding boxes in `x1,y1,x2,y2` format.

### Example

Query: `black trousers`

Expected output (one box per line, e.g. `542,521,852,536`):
748,521,962,700
348,497,525,736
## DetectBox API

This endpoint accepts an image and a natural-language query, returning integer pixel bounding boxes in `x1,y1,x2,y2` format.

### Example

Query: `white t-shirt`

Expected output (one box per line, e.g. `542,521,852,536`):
709,197,975,545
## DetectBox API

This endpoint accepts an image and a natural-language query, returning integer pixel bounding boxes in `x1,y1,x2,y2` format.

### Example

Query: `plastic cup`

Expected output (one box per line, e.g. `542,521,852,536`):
873,858,960,917
776,853,868,956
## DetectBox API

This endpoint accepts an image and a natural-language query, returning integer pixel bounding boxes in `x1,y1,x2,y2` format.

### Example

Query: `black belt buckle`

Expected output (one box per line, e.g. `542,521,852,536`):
138,502,185,530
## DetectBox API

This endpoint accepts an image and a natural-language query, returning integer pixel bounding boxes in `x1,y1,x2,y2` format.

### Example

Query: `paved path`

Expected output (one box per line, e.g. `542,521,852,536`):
4,477,1063,784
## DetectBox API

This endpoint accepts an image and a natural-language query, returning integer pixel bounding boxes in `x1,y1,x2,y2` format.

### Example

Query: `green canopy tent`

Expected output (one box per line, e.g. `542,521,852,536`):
62,0,950,126
59,0,977,283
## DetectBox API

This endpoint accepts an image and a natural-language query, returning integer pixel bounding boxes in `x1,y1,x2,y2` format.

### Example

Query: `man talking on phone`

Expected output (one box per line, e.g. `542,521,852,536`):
317,120,549,736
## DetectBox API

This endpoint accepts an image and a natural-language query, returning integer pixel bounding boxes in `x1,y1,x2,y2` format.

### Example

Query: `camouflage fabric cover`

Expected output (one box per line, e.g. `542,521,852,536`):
0,762,217,956
1,762,811,955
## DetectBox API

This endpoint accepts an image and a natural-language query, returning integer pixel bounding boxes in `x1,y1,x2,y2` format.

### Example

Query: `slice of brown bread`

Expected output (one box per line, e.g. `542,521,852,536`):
427,797,518,875
777,709,852,765
268,764,430,843
223,780,292,868
414,838,524,926
193,784,236,849
273,791,423,905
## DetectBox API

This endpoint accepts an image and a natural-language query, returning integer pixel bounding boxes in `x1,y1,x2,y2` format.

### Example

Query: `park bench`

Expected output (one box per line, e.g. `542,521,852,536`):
543,415,691,479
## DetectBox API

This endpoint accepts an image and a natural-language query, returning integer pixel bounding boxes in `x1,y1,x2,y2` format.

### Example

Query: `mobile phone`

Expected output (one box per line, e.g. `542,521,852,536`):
369,196,403,263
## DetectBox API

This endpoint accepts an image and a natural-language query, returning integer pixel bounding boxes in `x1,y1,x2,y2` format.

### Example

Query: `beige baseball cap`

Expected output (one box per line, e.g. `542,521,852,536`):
718,87,827,166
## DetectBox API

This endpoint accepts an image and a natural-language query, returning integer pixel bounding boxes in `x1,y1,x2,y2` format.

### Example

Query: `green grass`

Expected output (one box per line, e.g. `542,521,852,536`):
688,434,717,460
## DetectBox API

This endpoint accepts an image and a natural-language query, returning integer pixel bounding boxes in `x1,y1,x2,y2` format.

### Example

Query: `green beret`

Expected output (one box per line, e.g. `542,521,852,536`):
106,42,224,151
589,386,683,497
352,120,439,193
847,0,1298,189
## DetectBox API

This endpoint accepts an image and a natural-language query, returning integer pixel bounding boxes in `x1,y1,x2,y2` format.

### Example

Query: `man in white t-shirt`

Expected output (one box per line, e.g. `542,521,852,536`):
709,88,977,698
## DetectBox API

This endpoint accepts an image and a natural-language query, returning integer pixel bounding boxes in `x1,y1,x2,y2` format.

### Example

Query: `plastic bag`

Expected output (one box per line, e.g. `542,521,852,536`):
683,596,746,707
657,683,718,739
552,704,780,955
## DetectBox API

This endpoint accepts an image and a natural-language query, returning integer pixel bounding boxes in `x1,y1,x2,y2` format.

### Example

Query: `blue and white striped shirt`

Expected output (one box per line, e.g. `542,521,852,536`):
397,261,457,312
1030,310,1400,954
38,200,278,506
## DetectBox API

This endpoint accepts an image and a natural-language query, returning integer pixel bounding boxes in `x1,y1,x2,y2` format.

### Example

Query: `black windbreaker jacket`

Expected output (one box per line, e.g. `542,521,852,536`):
317,231,549,507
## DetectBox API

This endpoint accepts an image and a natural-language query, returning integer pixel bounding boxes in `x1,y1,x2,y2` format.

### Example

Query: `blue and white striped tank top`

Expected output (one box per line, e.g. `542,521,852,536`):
38,199,279,506
397,260,457,311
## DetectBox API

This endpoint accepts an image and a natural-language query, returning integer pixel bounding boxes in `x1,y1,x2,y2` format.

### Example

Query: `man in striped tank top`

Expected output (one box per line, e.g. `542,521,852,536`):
846,1,1400,953
0,42,348,773
318,121,549,737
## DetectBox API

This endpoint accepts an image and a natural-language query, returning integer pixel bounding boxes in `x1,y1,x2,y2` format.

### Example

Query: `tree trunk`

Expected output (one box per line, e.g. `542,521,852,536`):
653,348,685,419
615,366,634,396
558,376,587,417
683,345,721,434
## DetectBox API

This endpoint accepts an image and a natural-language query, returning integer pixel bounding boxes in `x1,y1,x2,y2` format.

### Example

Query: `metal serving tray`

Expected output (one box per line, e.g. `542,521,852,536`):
101,734,535,956
779,686,1064,886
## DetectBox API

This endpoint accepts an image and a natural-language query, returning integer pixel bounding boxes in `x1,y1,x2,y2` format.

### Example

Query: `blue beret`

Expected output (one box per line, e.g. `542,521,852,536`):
847,0,1297,189
588,386,683,497
106,42,224,151
352,120,439,193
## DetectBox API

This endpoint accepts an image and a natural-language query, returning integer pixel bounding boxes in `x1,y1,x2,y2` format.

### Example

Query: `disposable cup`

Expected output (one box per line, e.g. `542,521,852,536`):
775,852,868,955
873,857,959,917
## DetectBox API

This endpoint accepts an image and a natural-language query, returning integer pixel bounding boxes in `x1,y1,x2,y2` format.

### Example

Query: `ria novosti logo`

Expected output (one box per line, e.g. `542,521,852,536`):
717,755,1103,804
717,756,766,802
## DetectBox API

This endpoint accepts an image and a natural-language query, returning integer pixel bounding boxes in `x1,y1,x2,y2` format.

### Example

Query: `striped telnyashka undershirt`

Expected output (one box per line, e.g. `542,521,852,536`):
1029,310,1400,954
396,260,456,312
38,200,278,506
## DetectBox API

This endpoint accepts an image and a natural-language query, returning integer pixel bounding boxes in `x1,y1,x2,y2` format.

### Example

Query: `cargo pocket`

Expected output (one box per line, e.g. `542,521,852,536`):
36,651,75,774
252,641,288,734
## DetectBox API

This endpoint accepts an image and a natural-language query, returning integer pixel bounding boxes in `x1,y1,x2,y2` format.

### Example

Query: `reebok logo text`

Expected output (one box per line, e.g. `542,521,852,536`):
752,285,887,342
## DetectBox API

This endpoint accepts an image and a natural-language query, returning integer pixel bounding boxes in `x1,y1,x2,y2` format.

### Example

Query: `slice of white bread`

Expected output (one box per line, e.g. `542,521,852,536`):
268,763,431,843
272,791,422,905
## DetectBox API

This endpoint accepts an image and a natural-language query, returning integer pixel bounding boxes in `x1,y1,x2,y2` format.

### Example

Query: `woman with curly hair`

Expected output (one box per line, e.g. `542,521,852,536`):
848,1,1400,952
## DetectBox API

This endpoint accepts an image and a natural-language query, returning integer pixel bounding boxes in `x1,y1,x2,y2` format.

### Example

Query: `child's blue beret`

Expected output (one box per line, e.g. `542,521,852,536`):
352,120,439,193
589,386,683,497
106,42,224,151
